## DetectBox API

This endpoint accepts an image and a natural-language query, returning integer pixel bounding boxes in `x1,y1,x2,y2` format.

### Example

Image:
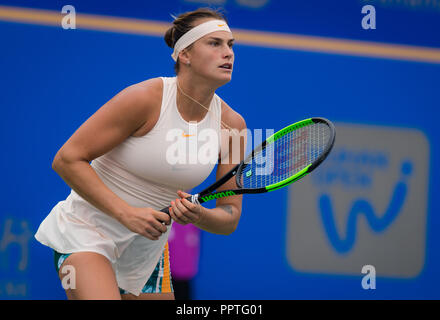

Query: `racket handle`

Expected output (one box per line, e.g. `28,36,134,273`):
159,195,196,215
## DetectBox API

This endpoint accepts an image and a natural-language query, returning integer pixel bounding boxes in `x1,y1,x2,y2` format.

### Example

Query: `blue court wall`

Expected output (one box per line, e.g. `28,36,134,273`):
0,2,439,299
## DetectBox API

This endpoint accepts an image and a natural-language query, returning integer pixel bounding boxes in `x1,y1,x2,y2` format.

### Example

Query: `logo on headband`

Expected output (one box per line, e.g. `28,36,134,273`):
171,19,232,62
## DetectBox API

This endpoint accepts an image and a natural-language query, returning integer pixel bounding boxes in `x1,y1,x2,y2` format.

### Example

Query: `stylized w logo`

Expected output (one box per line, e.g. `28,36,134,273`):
319,161,412,254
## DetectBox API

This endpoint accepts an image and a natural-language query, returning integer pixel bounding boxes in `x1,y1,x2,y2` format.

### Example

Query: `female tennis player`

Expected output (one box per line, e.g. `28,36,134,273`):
34,8,246,300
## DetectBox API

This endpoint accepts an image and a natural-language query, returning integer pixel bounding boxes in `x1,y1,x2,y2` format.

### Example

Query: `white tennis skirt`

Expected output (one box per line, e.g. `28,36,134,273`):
35,189,171,296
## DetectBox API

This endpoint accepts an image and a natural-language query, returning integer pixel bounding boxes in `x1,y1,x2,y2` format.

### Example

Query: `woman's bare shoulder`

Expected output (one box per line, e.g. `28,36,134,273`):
125,77,163,104
123,77,164,137
220,99,246,131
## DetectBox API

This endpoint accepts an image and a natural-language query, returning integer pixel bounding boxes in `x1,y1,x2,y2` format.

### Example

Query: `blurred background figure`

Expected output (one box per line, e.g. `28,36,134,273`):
168,223,201,300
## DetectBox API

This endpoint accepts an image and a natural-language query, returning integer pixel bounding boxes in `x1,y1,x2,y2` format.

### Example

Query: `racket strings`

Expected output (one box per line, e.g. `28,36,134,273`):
240,123,330,189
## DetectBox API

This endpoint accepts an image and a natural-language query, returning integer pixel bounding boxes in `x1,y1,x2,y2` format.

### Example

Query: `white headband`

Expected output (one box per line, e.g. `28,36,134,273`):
171,19,232,62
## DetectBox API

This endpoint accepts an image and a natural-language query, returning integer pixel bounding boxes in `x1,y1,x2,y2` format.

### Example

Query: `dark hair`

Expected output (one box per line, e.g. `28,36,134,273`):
164,8,227,74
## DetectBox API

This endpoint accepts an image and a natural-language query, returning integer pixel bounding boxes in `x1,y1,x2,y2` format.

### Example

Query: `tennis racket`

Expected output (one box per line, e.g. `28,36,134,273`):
160,117,335,213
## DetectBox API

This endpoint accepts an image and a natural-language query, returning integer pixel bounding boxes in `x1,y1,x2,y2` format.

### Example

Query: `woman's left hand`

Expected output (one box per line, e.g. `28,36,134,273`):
169,190,204,225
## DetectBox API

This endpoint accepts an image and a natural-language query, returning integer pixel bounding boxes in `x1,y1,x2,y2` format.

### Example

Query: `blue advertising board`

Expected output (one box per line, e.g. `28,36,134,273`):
0,0,439,47
0,1,439,299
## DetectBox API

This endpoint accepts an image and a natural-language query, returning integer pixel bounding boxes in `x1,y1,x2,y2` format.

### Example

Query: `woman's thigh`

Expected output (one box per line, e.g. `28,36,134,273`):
58,251,121,300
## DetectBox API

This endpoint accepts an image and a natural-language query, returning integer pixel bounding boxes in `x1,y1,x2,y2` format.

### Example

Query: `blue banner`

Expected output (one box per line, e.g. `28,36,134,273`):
0,0,439,47
1,1,439,300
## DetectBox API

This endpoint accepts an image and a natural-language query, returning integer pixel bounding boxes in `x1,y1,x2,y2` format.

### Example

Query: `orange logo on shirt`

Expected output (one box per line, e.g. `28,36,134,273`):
182,133,195,138
218,24,225,27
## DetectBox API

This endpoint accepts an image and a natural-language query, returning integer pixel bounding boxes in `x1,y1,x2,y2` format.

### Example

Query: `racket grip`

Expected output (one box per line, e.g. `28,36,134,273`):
159,195,196,215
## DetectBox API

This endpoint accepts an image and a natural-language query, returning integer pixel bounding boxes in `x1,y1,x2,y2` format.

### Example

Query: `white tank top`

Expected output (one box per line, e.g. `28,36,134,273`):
35,76,222,295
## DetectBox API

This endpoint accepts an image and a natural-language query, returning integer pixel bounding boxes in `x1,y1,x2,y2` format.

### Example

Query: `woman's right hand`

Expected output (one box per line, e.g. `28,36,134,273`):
117,207,171,240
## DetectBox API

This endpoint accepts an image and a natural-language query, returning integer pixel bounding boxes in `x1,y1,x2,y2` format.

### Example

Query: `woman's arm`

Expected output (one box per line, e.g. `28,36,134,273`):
169,104,247,235
52,78,171,240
